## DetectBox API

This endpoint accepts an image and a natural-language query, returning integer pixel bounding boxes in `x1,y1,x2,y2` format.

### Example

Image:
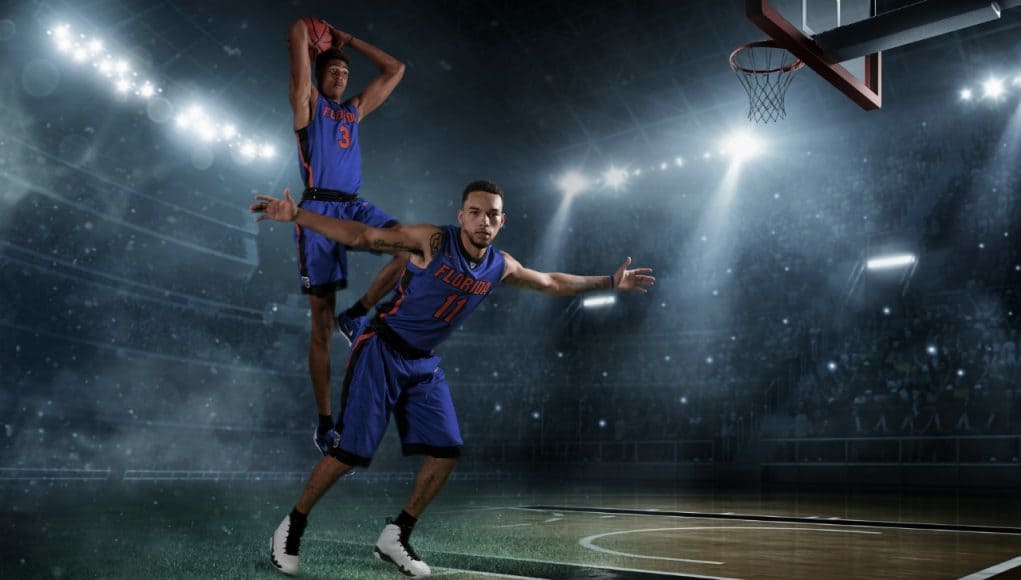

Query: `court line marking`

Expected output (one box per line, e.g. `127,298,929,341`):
579,526,880,565
494,523,532,528
518,506,1021,536
308,536,738,579
431,568,547,579
580,528,723,565
959,555,1021,580
427,550,741,580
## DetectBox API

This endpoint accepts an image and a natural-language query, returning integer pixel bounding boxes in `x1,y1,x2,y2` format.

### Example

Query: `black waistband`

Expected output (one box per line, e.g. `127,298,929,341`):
301,187,359,203
369,319,432,359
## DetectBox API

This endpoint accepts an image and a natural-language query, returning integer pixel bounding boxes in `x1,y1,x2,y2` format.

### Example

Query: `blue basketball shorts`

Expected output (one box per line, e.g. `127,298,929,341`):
293,197,398,295
328,330,463,467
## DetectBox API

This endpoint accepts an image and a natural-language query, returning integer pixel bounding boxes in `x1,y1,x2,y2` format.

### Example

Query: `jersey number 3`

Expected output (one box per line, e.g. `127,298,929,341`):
337,125,351,149
433,294,468,324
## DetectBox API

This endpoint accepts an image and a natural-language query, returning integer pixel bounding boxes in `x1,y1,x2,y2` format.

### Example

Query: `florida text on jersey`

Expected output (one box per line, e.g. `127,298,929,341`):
295,94,362,193
377,225,505,351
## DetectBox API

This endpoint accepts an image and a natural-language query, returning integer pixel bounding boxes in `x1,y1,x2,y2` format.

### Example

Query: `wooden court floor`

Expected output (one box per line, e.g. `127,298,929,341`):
3,478,1020,579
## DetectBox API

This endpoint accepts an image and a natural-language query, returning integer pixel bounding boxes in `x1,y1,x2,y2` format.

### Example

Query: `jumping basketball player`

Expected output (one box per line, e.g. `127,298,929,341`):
252,180,654,577
288,17,408,456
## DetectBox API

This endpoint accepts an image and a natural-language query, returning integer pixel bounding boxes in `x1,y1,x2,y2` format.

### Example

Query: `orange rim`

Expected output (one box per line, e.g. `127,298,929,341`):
729,40,805,74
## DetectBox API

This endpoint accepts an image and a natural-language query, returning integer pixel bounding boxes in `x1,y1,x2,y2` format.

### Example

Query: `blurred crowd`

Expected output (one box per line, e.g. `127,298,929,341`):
3,102,1020,472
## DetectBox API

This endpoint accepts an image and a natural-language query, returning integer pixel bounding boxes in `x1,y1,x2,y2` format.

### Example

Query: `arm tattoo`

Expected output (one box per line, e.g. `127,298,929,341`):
429,232,442,256
372,239,422,255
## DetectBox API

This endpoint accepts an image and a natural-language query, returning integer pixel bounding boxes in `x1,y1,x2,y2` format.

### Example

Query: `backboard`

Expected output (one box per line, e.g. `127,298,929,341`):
747,0,882,110
746,0,1013,111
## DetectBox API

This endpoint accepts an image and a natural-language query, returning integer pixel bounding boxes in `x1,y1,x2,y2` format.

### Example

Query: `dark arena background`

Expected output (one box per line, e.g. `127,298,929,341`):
3,1,1021,578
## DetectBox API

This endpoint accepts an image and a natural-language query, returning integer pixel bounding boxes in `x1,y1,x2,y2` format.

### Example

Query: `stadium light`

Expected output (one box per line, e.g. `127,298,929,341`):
582,295,616,308
557,171,589,198
197,122,217,142
983,77,1005,99
46,21,282,170
240,141,257,159
719,131,763,161
602,166,628,190
960,88,973,101
51,24,73,52
867,253,917,270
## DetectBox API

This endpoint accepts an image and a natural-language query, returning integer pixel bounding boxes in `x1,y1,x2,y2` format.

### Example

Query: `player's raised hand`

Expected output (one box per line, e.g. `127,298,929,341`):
613,257,655,293
328,24,353,49
250,188,299,222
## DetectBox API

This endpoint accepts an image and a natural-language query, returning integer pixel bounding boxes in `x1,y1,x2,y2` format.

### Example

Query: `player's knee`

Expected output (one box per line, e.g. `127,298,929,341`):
310,321,333,346
308,306,335,336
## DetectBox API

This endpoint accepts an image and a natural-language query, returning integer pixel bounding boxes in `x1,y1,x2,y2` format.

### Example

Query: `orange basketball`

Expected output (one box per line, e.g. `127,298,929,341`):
302,17,333,58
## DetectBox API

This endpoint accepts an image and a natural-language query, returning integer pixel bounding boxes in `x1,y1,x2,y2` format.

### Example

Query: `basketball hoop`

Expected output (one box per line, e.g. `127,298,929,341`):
730,40,804,123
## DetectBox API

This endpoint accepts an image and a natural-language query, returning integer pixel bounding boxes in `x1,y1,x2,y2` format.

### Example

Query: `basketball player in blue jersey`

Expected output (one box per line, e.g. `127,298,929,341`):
288,17,409,457
252,180,654,577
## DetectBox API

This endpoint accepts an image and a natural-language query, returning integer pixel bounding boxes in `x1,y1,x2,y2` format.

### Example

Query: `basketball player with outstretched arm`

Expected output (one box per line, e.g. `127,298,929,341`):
288,17,409,457
252,180,654,577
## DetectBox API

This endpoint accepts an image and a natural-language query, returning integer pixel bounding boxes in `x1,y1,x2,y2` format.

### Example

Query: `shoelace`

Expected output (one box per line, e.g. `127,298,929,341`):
386,518,422,561
399,530,422,562
285,516,307,556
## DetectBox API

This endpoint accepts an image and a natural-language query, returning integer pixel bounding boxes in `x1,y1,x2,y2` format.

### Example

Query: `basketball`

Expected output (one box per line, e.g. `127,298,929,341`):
302,17,333,58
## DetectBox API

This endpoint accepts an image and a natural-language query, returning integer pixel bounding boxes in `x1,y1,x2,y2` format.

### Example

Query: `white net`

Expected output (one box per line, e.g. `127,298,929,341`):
730,42,804,123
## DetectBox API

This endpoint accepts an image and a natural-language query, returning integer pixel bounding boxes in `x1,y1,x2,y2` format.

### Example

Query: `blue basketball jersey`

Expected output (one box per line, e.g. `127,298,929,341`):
378,226,505,351
295,94,362,193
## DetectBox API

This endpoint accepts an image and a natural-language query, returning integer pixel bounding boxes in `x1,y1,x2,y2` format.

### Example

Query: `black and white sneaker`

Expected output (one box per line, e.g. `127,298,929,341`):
269,513,306,576
373,519,431,577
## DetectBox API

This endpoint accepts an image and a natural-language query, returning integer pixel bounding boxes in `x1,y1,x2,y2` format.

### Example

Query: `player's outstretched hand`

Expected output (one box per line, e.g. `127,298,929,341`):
613,257,655,293
250,188,299,222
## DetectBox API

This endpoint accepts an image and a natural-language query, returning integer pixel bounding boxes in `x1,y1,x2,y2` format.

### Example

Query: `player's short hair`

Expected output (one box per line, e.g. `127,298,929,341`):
315,48,350,85
461,180,504,204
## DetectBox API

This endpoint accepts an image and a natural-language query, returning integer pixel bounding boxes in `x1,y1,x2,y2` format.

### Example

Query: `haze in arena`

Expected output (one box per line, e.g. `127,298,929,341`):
2,1,1021,578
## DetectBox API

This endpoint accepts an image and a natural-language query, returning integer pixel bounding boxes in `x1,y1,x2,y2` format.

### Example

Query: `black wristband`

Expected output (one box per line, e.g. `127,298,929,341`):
318,414,333,431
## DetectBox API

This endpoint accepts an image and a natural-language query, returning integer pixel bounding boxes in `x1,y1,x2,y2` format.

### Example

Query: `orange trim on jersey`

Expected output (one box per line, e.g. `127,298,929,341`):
379,267,409,319
344,330,377,372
